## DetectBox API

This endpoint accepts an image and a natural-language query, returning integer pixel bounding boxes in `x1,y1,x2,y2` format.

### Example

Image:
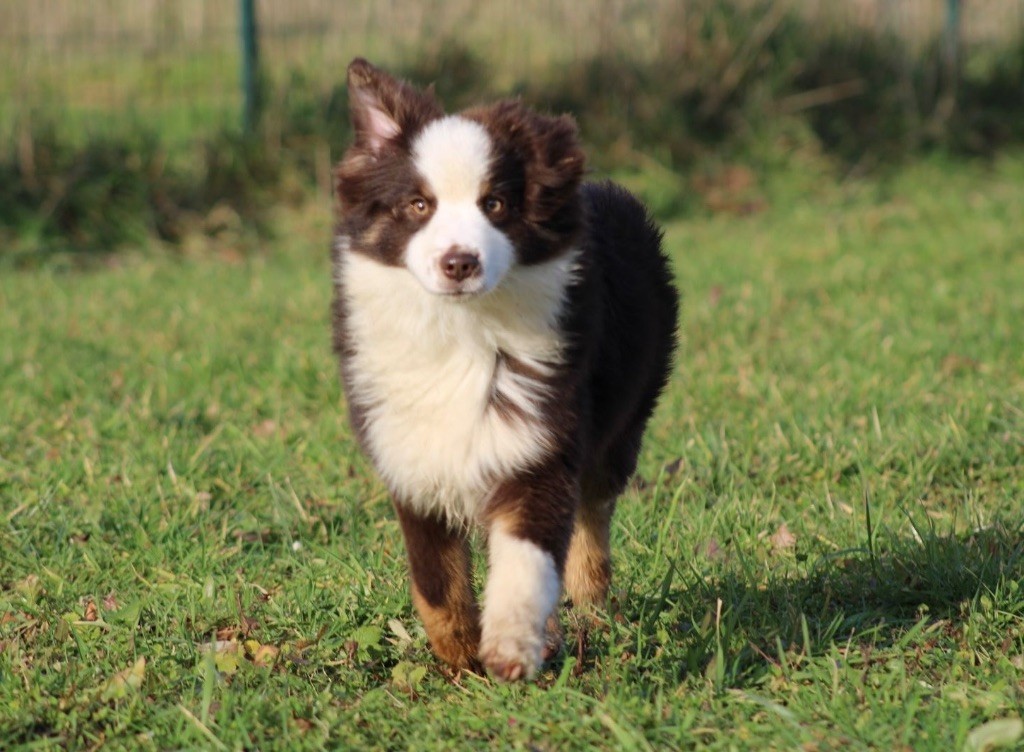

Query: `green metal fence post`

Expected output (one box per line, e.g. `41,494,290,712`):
240,0,260,133
944,0,961,70
940,0,961,120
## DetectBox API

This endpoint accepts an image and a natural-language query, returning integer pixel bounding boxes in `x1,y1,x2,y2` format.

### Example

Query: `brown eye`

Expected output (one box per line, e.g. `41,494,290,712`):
409,197,429,215
483,196,505,217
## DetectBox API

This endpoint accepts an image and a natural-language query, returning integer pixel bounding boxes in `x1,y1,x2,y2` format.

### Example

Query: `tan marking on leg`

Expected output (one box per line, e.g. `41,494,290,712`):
564,498,613,608
395,505,481,671
411,582,481,671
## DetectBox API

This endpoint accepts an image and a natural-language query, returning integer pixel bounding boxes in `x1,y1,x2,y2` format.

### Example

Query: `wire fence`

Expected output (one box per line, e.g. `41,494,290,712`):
1,0,1022,148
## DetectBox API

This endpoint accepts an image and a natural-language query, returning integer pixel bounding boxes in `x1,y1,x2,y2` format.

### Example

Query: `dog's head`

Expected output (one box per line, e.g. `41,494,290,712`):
335,59,586,298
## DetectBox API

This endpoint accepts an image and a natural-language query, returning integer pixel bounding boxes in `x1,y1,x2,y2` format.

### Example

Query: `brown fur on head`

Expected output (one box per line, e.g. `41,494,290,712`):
464,100,586,259
345,58,444,156
334,60,588,270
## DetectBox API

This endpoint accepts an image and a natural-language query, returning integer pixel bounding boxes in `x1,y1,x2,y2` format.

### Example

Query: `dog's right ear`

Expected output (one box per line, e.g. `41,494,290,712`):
346,58,443,154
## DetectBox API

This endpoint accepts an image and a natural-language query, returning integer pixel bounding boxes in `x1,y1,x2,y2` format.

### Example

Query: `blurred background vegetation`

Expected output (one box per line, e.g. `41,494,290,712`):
2,0,1023,263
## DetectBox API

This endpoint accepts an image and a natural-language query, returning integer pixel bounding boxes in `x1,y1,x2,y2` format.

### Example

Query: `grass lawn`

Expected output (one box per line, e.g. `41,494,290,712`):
1,156,1023,750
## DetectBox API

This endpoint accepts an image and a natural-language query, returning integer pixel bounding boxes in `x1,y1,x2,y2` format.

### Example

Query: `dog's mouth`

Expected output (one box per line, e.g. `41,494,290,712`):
406,277,490,299
436,287,487,300
428,276,491,299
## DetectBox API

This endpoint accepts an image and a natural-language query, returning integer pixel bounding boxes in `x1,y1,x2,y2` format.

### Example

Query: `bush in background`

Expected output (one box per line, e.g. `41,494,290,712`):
2,0,1023,263
0,123,179,263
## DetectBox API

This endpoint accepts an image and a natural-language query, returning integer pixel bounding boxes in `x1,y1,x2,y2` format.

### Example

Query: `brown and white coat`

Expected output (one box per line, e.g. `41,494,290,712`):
331,59,678,681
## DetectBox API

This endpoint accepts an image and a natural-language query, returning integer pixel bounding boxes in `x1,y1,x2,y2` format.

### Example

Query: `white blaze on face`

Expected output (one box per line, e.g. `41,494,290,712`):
406,116,515,295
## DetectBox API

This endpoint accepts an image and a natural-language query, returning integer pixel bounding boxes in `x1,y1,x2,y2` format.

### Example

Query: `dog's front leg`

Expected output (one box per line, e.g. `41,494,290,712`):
394,503,481,671
479,469,576,681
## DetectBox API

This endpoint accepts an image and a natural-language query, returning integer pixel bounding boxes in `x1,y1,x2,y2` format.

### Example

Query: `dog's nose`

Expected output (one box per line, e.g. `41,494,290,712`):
440,249,481,282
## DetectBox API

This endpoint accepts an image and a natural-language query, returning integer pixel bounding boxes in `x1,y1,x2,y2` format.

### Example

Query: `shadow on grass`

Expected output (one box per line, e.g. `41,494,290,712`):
580,520,1024,688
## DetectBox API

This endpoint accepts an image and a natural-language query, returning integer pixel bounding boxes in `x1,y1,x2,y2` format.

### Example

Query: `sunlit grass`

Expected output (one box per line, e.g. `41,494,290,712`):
1,157,1023,749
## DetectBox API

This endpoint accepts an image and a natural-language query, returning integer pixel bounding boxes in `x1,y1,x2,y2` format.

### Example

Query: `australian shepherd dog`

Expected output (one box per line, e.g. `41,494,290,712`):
331,59,678,681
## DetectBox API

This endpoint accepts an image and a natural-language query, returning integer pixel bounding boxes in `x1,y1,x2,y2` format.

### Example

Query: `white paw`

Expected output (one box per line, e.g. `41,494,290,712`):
479,526,561,682
479,628,544,681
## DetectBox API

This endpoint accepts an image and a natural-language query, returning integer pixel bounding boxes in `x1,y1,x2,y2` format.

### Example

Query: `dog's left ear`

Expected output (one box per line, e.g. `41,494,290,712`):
523,111,586,223
469,101,586,226
346,58,443,154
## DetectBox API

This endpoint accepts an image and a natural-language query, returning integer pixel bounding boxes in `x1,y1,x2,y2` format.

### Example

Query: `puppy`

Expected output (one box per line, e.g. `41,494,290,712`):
331,59,678,680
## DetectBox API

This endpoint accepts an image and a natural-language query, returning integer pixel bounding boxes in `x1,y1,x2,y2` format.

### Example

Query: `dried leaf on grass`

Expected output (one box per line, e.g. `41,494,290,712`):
212,641,242,675
965,717,1023,752
252,419,279,439
391,661,428,694
215,625,242,641
769,523,797,552
100,657,146,700
244,639,280,667
200,632,296,674
388,618,414,647
14,574,42,599
662,457,684,476
699,538,723,560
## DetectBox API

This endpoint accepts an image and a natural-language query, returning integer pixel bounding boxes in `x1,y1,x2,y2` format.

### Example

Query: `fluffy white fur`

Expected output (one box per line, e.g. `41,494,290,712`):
406,117,513,295
479,523,561,679
337,248,578,523
412,117,491,200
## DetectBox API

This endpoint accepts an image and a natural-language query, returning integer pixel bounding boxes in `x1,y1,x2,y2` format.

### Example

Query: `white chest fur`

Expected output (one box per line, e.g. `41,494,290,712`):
337,248,576,523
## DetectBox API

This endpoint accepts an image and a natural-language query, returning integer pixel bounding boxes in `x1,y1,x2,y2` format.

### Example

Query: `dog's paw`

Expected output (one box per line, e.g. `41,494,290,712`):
479,630,544,682
479,525,561,681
